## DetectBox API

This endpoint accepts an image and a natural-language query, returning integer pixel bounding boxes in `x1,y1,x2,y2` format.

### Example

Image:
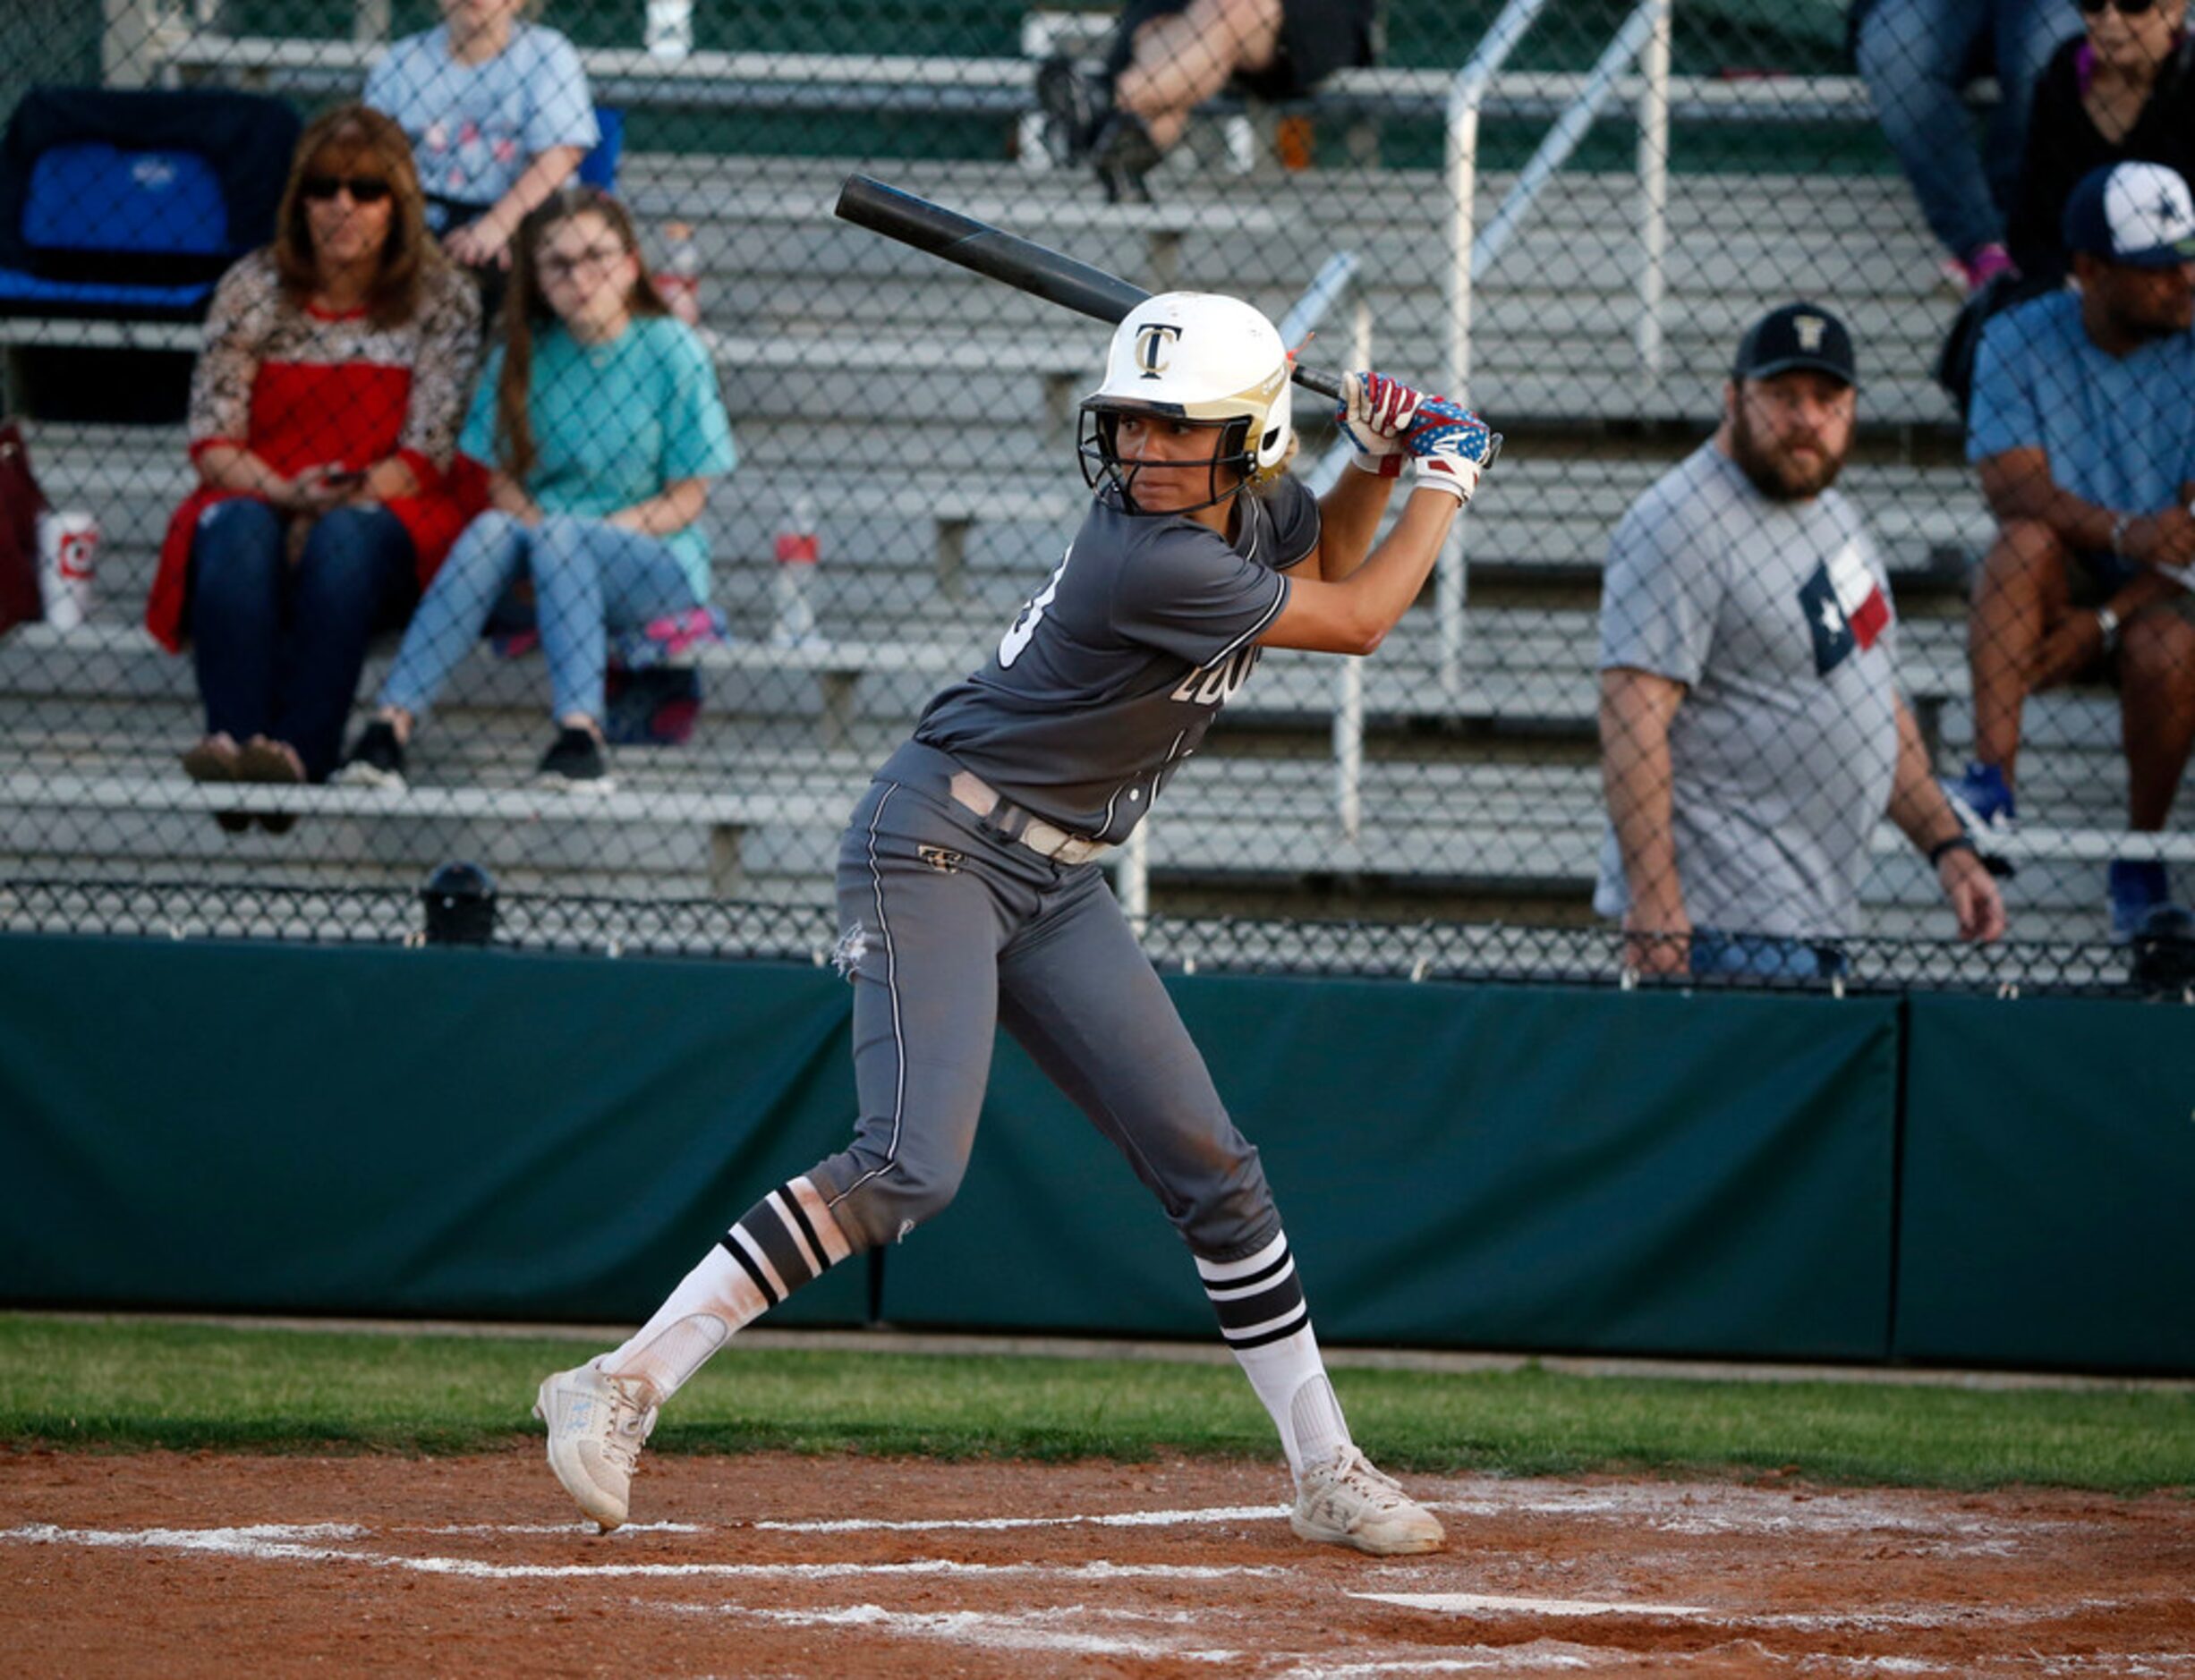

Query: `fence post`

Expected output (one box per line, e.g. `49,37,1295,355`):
1635,0,1672,395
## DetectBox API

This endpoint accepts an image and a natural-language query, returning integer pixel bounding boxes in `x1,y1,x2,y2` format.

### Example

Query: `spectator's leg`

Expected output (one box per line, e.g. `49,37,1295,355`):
1117,0,1283,150
1854,0,2004,266
532,516,700,728
531,515,614,728
377,511,532,729
1985,0,2071,218
2118,606,2195,832
273,507,417,783
186,499,286,746
1968,517,2070,786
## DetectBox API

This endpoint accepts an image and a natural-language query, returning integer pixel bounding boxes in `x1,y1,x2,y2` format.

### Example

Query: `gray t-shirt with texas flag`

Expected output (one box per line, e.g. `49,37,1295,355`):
1594,443,1901,939
914,477,1319,843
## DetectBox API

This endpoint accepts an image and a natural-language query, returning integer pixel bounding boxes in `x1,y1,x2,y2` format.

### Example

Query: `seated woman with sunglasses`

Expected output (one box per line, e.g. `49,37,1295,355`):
147,105,481,827
336,187,735,792
2007,0,2195,290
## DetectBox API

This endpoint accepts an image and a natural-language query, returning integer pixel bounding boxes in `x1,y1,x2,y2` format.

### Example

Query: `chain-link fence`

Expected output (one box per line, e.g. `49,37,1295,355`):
3,0,2191,991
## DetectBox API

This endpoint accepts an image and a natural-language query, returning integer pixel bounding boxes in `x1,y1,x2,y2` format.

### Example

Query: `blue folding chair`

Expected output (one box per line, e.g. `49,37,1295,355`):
576,106,623,193
0,87,299,322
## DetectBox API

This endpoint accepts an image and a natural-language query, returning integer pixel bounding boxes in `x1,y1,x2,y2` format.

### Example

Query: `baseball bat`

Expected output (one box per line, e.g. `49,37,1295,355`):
833,174,1343,403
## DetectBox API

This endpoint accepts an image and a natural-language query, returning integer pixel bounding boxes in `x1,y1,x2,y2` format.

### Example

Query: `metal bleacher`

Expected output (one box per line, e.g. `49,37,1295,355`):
1,33,2180,952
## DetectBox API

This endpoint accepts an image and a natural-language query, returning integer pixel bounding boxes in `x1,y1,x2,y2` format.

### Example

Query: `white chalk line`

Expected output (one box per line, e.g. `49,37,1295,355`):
408,1520,710,1535
754,1501,1288,1533
1358,1591,1715,1619
1357,1589,2169,1635
0,1523,1276,1583
658,1599,1250,1664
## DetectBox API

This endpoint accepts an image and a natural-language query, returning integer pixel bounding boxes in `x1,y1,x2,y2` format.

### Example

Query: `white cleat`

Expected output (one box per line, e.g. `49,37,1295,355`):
532,1361,659,1532
1290,1445,1446,1557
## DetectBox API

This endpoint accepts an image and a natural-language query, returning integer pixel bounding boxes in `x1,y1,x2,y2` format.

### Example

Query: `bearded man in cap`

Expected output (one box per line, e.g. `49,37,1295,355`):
1953,159,2195,942
1597,301,2007,978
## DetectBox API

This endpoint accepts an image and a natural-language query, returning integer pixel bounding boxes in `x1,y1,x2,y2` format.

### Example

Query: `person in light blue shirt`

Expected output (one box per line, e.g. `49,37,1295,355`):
337,189,736,792
364,0,598,273
1957,159,2195,939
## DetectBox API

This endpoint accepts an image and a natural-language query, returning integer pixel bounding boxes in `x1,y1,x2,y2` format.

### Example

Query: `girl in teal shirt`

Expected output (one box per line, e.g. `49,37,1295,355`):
339,187,736,789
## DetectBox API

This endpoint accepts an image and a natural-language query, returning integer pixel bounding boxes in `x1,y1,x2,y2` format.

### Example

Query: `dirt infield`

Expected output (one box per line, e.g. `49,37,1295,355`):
4,1447,2191,1676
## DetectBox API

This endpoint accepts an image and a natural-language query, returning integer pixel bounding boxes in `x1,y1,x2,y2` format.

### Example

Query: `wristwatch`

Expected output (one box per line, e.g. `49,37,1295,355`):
2095,605,2122,653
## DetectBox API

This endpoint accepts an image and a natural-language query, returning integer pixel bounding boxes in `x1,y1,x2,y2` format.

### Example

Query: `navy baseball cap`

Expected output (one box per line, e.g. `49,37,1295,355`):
1731,301,1857,388
2063,160,2195,267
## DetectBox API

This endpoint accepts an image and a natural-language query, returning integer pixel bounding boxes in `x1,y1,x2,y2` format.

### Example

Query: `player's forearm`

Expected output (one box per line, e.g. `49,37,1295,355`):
1600,673,1684,914
1978,452,2115,550
1334,488,1457,646
481,148,586,247
194,445,291,501
1312,462,1394,582
606,478,708,538
1886,696,1965,855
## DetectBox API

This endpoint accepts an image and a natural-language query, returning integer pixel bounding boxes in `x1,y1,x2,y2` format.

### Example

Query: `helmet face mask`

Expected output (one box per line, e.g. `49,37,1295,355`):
1077,406,1255,515
1077,293,1294,518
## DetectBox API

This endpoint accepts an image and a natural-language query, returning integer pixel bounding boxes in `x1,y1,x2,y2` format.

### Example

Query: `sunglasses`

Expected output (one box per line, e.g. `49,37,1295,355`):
2079,0,2159,14
301,174,392,204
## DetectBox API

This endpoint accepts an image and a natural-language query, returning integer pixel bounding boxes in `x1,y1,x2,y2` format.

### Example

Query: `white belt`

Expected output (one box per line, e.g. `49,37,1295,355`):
948,770,1110,866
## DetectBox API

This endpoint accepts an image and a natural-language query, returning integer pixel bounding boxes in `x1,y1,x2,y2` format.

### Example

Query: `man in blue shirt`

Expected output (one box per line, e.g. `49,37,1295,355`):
1957,160,2195,939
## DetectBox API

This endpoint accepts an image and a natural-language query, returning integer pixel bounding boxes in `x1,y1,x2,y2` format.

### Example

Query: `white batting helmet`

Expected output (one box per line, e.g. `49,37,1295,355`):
1078,292,1296,511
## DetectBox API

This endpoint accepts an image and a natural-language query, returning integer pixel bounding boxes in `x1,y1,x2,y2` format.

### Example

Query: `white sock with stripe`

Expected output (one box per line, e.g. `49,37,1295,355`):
601,1175,854,1403
1197,1231,1351,1480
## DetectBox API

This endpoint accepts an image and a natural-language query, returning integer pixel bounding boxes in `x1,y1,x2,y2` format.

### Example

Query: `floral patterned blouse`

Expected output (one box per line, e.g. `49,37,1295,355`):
147,250,482,652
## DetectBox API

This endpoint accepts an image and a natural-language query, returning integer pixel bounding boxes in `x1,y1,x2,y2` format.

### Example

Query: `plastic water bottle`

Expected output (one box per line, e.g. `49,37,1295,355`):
771,494,821,649
655,221,701,326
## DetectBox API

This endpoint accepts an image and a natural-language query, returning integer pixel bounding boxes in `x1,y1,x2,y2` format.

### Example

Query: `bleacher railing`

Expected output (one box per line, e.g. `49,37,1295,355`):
2,0,2191,993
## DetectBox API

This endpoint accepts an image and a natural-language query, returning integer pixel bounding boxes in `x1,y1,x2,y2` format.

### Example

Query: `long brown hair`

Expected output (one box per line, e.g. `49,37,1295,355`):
272,104,437,327
493,187,669,482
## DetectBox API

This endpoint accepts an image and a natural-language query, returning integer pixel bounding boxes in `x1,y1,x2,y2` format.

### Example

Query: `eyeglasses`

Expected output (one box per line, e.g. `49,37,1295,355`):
2079,0,2159,17
301,174,392,204
536,243,629,282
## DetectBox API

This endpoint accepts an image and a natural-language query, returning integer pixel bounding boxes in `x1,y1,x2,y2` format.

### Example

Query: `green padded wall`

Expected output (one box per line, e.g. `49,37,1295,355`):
887,977,1902,1360
1895,994,2195,1374
0,936,866,1326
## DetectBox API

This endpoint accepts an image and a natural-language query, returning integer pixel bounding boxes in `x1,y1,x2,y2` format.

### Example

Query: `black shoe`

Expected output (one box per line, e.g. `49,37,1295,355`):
334,719,407,791
1089,111,1161,205
534,725,613,791
1035,55,1106,167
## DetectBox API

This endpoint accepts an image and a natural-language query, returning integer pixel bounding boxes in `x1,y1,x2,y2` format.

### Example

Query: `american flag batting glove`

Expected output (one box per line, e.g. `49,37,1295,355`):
1404,396,1500,505
1336,370,1425,478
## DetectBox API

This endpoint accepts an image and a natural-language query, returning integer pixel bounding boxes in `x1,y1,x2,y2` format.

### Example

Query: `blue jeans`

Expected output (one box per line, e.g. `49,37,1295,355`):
1689,929,1850,982
186,499,417,782
379,511,703,726
1854,0,2067,262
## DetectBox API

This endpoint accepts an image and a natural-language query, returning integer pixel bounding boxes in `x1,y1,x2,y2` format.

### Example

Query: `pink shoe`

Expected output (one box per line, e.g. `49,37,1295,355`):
1955,242,2016,292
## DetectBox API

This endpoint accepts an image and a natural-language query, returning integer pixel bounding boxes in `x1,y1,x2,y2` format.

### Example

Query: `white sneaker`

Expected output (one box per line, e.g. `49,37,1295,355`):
1290,1445,1445,1556
533,1361,659,1532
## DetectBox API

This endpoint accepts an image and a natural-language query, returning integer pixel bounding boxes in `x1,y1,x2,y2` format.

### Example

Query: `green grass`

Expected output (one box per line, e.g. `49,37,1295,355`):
4,1314,2191,1493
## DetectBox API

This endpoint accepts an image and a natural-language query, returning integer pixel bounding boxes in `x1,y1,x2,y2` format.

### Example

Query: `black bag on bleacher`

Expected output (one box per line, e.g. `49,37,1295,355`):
0,420,49,635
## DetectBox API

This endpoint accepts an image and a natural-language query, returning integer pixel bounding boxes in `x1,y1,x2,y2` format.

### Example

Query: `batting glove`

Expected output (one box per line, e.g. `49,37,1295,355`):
1336,370,1425,479
1402,396,1501,505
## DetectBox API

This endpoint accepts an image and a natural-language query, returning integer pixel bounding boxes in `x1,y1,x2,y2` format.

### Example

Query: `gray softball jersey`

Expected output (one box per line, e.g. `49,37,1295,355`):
914,477,1320,843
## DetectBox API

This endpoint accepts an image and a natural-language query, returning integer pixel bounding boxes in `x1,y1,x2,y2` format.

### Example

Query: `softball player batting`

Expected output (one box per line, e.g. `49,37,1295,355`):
536,291,1499,1555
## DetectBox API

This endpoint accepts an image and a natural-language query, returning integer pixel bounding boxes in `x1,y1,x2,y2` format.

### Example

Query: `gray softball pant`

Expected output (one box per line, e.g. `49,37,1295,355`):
805,741,1284,1265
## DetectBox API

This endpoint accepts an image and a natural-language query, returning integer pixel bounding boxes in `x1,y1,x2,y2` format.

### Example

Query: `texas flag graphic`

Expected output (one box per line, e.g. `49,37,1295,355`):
1799,539,1892,675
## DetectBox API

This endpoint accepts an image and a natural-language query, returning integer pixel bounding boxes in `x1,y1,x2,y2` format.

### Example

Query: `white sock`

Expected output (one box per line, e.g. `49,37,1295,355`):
1196,1231,1350,1481
1234,1325,1352,1480
600,1175,853,1403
